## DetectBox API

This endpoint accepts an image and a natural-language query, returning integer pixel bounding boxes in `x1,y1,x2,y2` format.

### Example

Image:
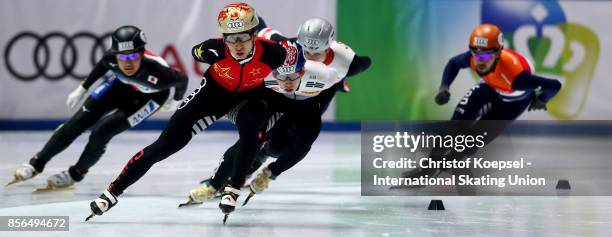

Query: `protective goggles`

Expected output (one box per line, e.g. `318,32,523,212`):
117,52,141,61
470,49,498,61
274,70,305,81
224,33,253,43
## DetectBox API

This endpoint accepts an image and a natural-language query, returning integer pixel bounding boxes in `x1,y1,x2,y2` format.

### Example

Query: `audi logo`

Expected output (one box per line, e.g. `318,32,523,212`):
3,31,112,81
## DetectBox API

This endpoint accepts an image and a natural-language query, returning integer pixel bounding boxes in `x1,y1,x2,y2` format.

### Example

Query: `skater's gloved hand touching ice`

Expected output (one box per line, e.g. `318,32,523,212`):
66,85,88,109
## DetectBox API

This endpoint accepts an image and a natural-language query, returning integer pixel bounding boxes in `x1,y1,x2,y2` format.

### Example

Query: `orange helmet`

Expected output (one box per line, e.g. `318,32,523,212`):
218,3,259,34
469,24,504,50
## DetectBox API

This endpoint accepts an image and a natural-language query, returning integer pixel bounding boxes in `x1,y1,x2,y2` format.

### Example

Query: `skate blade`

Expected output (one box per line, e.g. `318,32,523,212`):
5,173,29,187
32,183,74,193
5,177,21,187
222,213,229,225
177,197,203,208
85,213,95,222
242,192,255,206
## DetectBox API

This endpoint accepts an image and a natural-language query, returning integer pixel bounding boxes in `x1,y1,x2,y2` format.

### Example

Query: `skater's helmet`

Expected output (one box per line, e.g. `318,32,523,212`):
273,40,306,80
297,18,335,53
110,25,147,53
469,24,503,51
218,3,259,34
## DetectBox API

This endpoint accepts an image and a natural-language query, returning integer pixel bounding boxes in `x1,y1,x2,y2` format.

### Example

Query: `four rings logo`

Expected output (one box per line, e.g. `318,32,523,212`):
3,31,112,81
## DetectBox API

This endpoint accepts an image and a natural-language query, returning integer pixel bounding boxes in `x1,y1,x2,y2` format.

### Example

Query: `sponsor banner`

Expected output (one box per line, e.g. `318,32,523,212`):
0,0,335,120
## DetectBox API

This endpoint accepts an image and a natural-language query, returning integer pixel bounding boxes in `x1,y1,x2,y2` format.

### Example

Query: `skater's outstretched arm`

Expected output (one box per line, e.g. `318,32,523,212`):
434,51,472,105
440,51,472,89
346,55,371,77
81,54,112,89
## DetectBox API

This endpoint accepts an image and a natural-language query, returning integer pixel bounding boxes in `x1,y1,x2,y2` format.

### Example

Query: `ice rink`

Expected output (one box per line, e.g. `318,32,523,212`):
1,131,611,237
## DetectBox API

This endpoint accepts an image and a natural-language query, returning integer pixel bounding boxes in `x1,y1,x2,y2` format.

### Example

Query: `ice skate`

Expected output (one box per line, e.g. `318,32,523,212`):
178,179,218,208
6,164,39,187
33,171,75,192
86,190,118,221
243,167,272,206
219,184,240,224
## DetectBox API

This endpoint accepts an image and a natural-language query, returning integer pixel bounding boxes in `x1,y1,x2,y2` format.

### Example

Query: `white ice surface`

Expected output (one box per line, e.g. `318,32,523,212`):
1,131,611,237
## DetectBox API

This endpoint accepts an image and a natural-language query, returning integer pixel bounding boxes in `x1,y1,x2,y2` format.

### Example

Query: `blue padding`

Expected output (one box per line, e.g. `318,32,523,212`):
2,120,610,134
0,120,361,132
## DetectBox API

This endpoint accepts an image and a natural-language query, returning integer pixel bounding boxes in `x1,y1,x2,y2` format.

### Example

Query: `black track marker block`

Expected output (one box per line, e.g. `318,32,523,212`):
556,179,571,190
428,199,445,210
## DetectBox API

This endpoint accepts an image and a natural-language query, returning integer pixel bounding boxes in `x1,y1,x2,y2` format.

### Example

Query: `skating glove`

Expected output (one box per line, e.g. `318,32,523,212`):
66,85,87,109
435,87,451,105
337,79,351,93
161,99,183,112
528,97,548,111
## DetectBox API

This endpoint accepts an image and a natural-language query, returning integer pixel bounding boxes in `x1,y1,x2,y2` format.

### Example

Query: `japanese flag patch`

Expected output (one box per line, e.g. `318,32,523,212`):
147,75,158,85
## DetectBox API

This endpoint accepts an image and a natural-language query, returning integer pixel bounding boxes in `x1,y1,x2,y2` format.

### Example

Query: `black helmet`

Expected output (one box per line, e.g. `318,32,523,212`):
110,25,147,53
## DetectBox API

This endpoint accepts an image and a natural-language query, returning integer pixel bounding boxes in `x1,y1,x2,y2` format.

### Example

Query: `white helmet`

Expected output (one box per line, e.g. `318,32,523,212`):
297,18,335,53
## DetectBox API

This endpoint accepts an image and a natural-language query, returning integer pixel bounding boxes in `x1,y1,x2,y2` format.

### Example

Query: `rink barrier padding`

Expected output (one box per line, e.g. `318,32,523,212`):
1,119,612,134
0,120,361,132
